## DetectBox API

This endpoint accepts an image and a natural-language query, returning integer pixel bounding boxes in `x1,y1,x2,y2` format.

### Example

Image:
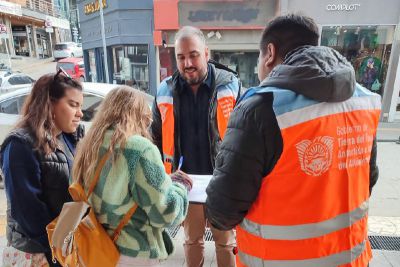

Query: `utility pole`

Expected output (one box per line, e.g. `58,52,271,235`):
99,0,109,83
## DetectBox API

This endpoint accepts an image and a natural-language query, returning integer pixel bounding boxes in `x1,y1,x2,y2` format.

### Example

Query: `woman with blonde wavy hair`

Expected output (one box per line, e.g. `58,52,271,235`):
72,86,192,267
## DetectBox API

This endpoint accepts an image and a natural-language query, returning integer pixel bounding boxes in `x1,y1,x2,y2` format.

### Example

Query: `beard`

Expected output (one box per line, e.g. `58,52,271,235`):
180,67,207,86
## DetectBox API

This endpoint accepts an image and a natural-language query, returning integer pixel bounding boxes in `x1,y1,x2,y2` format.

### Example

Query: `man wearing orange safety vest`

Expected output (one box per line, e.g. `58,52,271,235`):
151,26,240,267
206,14,380,267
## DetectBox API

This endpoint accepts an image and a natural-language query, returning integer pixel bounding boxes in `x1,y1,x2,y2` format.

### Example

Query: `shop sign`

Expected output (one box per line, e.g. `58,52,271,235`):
84,0,107,15
45,18,53,33
326,3,361,11
0,1,22,16
45,19,52,28
179,1,277,28
45,16,70,30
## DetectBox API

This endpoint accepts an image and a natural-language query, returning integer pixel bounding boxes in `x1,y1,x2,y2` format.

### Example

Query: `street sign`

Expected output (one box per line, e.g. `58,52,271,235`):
45,19,52,28
45,27,54,33
0,23,7,34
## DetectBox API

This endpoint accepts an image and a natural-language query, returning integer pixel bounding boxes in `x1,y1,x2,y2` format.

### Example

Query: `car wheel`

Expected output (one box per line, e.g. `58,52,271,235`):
79,76,85,82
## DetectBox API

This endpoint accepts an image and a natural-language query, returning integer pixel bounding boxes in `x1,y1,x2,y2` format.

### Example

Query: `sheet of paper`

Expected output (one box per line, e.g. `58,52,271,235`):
187,174,213,203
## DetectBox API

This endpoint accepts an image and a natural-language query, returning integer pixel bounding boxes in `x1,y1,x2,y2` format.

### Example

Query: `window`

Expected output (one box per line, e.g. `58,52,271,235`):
55,44,68,50
8,75,34,85
0,95,27,114
57,62,75,71
212,51,259,89
81,93,103,122
111,45,149,93
87,49,97,82
321,25,395,96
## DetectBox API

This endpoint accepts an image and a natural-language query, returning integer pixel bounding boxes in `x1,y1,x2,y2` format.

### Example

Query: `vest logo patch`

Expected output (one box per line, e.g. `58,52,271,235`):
296,136,334,176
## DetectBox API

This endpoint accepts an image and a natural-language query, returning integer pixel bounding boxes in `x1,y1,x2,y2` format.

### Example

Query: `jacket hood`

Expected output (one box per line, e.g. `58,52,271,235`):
260,45,356,102
211,63,237,87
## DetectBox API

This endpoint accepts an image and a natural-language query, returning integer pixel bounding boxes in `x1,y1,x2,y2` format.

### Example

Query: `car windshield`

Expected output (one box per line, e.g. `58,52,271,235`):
57,63,75,71
55,44,68,50
8,75,34,85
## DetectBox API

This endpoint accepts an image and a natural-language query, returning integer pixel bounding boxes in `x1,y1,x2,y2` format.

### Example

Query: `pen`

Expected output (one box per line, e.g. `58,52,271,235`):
178,156,184,170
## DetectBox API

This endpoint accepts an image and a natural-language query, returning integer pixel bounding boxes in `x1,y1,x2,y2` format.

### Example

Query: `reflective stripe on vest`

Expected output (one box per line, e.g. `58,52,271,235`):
156,80,238,174
241,200,368,240
236,85,381,266
238,239,369,267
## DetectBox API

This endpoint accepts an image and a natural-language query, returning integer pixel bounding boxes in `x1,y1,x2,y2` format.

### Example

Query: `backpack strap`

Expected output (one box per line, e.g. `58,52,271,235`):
87,151,112,197
112,203,138,242
86,150,139,242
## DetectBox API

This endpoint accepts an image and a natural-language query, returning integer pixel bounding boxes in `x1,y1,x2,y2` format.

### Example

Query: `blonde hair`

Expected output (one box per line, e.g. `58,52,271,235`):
72,85,152,187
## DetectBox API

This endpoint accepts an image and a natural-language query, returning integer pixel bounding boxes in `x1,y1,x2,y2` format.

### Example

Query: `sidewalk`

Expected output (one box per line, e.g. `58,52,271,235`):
377,111,400,142
0,226,398,266
10,56,55,74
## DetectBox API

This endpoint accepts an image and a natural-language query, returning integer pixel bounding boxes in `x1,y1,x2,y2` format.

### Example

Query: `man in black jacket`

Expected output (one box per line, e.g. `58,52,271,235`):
206,14,379,267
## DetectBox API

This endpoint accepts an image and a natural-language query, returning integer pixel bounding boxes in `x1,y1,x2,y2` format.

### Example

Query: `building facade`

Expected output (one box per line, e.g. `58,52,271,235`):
282,0,400,122
153,0,278,90
77,0,157,95
153,0,400,122
0,0,71,63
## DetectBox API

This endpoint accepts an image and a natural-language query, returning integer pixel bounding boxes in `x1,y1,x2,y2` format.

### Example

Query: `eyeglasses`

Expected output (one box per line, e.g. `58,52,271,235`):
54,67,72,80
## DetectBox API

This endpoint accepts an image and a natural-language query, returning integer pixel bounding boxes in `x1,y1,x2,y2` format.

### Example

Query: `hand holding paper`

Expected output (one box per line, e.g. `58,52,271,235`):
171,170,193,192
187,174,213,203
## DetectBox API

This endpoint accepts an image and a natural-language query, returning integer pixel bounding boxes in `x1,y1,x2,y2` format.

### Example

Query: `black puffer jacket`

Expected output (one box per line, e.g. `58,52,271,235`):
0,125,84,255
205,46,379,230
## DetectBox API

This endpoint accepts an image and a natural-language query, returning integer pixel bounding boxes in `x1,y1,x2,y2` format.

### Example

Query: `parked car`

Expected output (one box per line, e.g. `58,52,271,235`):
0,82,153,144
54,42,83,60
0,82,153,188
57,58,86,82
0,73,35,94
0,63,11,76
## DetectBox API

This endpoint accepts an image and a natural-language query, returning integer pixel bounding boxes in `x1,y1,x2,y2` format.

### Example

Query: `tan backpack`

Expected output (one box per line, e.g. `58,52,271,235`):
46,152,137,266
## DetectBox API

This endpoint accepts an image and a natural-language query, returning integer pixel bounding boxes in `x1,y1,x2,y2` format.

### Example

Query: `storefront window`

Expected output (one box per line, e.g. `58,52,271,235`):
12,26,29,57
158,48,259,88
112,44,149,93
87,49,97,82
159,47,177,81
36,30,50,58
321,25,395,96
212,51,259,89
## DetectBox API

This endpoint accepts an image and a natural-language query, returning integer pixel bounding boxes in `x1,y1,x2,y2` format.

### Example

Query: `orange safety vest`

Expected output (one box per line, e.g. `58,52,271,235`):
236,85,381,267
156,78,238,174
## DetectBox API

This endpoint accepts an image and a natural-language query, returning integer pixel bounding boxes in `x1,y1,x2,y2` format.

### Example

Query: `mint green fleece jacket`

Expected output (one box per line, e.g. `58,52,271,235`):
88,130,188,259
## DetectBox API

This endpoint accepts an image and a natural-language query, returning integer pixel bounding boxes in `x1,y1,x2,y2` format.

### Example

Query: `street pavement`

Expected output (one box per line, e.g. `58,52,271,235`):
9,56,58,80
0,58,399,265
